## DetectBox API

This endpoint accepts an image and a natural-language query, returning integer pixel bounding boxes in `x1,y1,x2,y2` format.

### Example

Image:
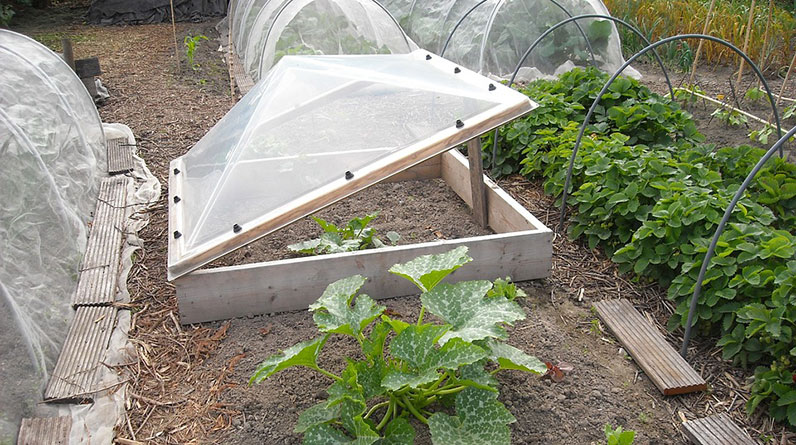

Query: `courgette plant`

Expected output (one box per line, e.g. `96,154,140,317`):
251,247,546,444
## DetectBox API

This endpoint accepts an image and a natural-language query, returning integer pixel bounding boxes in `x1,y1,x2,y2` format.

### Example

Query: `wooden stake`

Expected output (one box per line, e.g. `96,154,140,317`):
466,138,488,229
62,37,75,71
736,0,756,86
169,0,180,72
777,51,796,107
758,0,774,76
689,0,716,86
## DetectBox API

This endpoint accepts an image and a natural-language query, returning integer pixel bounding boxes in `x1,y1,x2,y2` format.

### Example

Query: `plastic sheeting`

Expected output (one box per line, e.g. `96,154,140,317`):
87,0,227,25
383,0,633,80
168,50,536,278
228,0,414,80
0,30,104,443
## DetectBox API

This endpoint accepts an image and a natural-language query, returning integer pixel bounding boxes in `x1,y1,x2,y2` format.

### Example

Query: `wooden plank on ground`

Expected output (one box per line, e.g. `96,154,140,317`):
682,413,759,444
230,43,254,96
17,416,70,445
72,177,129,306
44,306,116,401
107,137,133,175
176,229,552,324
593,299,707,396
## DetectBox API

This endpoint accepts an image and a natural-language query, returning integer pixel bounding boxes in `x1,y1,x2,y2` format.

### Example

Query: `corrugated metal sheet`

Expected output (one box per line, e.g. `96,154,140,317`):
17,417,71,445
44,305,117,401
593,299,707,396
682,413,759,444
72,176,129,306
107,137,133,175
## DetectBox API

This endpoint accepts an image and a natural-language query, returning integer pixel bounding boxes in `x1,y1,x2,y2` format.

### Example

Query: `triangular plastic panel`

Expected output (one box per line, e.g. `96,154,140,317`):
168,50,536,279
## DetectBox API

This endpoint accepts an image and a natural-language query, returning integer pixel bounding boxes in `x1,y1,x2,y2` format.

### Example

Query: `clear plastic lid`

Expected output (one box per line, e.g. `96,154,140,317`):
168,50,536,278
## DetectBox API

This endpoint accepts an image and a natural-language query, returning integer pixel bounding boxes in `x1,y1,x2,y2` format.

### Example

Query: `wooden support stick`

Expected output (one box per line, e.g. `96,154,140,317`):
169,0,179,72
758,0,774,77
689,0,716,86
466,139,488,229
736,0,756,86
776,51,796,107
62,38,75,71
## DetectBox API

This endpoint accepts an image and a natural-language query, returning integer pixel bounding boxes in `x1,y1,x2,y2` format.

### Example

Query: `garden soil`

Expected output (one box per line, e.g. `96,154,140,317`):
9,5,796,444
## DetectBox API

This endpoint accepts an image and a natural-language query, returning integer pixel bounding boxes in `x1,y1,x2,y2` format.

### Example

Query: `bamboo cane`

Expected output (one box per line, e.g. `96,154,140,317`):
170,0,179,72
776,51,796,107
758,0,773,76
736,0,756,86
689,0,716,86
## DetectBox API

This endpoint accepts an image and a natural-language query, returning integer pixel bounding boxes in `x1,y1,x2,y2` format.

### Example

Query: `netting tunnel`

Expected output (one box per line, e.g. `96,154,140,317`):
228,0,415,81
0,29,104,441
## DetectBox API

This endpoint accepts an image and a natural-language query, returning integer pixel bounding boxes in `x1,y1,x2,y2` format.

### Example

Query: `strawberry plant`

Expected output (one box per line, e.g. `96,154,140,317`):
251,247,546,443
288,212,400,255
486,67,702,177
505,67,796,427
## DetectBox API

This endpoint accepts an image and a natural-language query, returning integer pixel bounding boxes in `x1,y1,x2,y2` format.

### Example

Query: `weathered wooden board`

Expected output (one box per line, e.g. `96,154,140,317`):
593,299,707,395
176,230,551,324
75,57,101,78
107,137,133,175
466,138,488,228
441,150,541,234
175,145,552,323
229,43,254,96
682,413,759,445
17,417,71,445
72,177,129,306
44,306,116,401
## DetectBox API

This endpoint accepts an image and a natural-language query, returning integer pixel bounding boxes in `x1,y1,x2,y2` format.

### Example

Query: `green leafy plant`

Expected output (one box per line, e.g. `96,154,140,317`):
287,212,400,255
0,4,15,26
784,102,796,120
251,247,547,444
487,277,527,301
604,424,636,445
711,107,749,127
744,87,772,104
183,33,208,70
506,67,796,428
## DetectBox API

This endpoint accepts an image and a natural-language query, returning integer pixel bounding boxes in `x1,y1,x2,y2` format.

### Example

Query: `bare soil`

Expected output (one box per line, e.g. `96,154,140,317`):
210,178,493,267
8,6,796,444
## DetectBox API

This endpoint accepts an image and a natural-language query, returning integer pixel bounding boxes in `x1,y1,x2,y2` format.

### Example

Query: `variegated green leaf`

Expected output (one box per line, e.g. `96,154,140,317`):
378,417,415,445
487,340,547,374
381,315,410,335
384,325,486,390
353,360,386,399
362,321,391,361
459,360,499,390
327,362,366,407
421,281,526,345
251,335,328,384
288,238,322,254
381,368,441,391
303,424,353,444
296,402,339,433
310,275,384,337
427,388,515,445
389,246,472,292
302,416,379,445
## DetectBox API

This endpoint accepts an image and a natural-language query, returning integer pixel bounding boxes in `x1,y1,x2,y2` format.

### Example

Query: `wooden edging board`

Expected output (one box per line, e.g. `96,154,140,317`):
174,149,552,324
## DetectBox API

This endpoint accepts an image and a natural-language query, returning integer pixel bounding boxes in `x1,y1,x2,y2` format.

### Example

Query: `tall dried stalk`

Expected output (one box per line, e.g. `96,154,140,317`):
736,0,756,86
689,0,716,86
